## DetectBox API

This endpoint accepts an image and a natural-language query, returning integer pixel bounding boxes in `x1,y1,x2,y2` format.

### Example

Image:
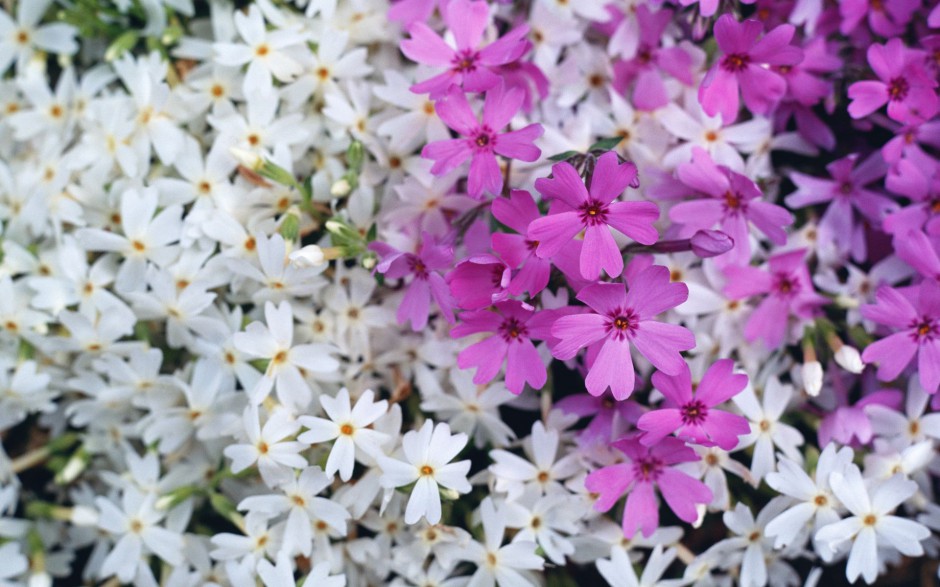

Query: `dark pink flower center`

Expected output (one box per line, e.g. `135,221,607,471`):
525,239,539,251
473,128,496,152
408,256,428,279
912,317,938,341
499,317,528,342
887,77,910,102
579,200,610,225
681,400,709,425
452,49,479,73
490,264,505,287
720,53,750,73
722,191,747,215
633,456,663,481
772,272,800,297
607,310,638,339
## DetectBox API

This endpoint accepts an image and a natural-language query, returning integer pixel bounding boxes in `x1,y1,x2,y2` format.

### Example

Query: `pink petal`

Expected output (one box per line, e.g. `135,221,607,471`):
494,124,543,161
550,313,608,360
625,265,689,319
401,23,455,66
862,331,918,382
695,359,748,406
743,295,790,348
861,286,918,327
506,339,546,394
586,338,635,399
576,282,628,315
457,334,508,385
534,161,589,208
677,148,729,197
658,468,712,523
847,81,889,119
749,24,797,64
585,464,633,512
581,225,623,280
632,321,694,375
698,67,740,122
606,200,660,245
651,365,693,405
477,25,530,66
637,409,683,446
467,153,503,199
589,152,638,205
623,481,658,538
422,139,472,175
739,65,786,115
528,212,583,258
447,0,489,50
919,339,940,394
713,15,761,54
435,87,479,135
701,409,751,450
398,278,431,331
492,189,540,233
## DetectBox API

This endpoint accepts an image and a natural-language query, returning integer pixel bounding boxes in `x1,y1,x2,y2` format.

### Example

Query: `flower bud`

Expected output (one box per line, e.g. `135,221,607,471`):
69,505,99,527
801,361,823,396
230,147,262,170
331,178,351,196
289,245,326,268
834,345,864,374
690,230,734,258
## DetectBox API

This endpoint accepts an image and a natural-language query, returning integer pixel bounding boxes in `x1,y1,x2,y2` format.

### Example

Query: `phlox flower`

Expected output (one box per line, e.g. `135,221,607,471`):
491,189,553,297
371,235,456,331
488,420,582,501
446,253,511,310
213,4,305,92
457,497,544,587
724,249,828,349
0,0,77,74
839,0,920,38
527,151,659,280
452,300,555,395
671,148,792,266
860,280,940,393
732,377,805,482
551,265,694,399
847,39,939,124
377,420,472,524
223,406,307,487
815,466,930,584
585,435,712,538
637,359,750,450
401,0,530,98
698,15,802,123
421,83,542,199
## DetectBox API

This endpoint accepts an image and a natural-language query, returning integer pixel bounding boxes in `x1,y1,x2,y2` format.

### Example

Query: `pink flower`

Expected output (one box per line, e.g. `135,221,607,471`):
400,0,530,98
452,300,555,394
446,253,511,310
550,265,694,400
637,360,750,450
556,391,643,447
422,84,543,199
785,152,896,263
371,236,456,331
585,435,712,538
860,280,940,394
839,0,920,37
724,249,828,349
491,190,552,297
527,152,659,280
698,15,802,123
670,148,792,266
847,39,939,124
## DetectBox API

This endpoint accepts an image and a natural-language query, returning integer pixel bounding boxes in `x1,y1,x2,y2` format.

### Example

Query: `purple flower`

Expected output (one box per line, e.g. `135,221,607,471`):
491,189,552,297
637,360,750,450
400,0,530,98
550,265,694,399
839,0,920,37
670,148,792,266
724,249,828,349
527,151,659,280
698,15,802,123
422,84,543,200
446,253,512,310
585,435,712,538
371,236,456,331
860,280,940,394
556,391,643,447
847,39,939,124
452,300,555,394
785,152,896,263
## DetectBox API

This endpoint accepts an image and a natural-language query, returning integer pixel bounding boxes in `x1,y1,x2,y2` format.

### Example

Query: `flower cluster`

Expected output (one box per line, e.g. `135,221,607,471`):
0,0,939,586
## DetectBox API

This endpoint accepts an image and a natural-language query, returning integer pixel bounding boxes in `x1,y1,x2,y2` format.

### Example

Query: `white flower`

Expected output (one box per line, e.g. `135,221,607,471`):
732,377,804,482
0,0,77,73
597,544,681,587
377,420,471,525
213,5,305,92
223,406,307,486
420,369,516,449
815,465,930,584
258,554,345,587
298,388,390,481
489,420,581,501
458,497,544,587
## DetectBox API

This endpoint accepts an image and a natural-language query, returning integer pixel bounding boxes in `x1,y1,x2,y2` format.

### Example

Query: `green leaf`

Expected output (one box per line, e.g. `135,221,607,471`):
588,136,622,151
104,30,140,61
547,150,579,162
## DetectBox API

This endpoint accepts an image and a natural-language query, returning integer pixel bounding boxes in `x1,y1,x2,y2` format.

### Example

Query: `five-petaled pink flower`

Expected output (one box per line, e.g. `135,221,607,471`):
400,0,531,98
550,265,694,399
422,84,543,199
527,151,659,280
585,435,713,538
698,15,803,123
371,236,456,331
860,280,940,394
452,300,555,394
847,38,939,124
637,359,750,450
491,189,553,297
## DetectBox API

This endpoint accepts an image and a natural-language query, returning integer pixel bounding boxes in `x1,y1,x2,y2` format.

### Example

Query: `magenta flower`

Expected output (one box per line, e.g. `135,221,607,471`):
491,189,552,297
371,236,456,331
422,84,543,200
400,0,530,98
527,151,659,280
388,0,439,26
839,0,920,37
452,300,555,394
550,265,694,399
611,6,694,112
785,152,896,263
556,391,643,447
585,435,712,538
698,15,802,123
724,249,828,349
446,253,511,310
670,148,792,266
637,360,750,450
860,280,940,394
847,39,939,124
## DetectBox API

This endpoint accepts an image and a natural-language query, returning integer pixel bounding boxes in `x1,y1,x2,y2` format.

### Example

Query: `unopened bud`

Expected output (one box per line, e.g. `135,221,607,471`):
801,361,823,396
690,230,734,258
834,345,864,374
289,245,326,268
230,147,262,170
331,178,351,196
69,505,99,526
